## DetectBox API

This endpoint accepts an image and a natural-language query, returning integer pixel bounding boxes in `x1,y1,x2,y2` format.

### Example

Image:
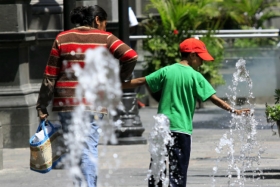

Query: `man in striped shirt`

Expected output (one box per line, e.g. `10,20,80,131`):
37,10,137,117
36,5,137,187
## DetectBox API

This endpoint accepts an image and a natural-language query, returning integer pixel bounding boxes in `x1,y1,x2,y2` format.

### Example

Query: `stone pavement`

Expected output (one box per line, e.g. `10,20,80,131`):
0,106,280,187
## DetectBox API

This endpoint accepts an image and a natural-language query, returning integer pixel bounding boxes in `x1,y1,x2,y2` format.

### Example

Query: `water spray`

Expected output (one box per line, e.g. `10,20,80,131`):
213,59,264,187
147,114,174,187
62,47,123,186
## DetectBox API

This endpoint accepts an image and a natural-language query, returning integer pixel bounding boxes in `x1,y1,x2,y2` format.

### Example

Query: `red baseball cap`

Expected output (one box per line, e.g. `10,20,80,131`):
179,38,214,61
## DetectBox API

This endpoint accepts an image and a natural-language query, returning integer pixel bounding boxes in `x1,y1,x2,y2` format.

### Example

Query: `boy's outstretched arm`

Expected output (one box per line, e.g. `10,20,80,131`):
209,94,250,115
122,77,147,89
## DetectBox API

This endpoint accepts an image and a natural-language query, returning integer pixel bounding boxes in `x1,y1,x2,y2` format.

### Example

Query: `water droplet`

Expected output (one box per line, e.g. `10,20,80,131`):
113,153,118,158
70,50,75,56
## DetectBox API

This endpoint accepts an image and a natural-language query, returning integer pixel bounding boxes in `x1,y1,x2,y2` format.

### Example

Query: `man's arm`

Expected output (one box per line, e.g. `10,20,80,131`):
122,77,147,89
36,39,61,119
36,78,56,119
209,94,250,115
107,34,138,82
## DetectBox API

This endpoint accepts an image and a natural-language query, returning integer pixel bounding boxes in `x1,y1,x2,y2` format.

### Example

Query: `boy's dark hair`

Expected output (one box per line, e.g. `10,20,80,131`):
180,52,191,59
70,5,107,27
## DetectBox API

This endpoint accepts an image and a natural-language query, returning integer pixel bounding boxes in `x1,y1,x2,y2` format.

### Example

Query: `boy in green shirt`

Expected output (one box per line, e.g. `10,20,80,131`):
122,38,250,187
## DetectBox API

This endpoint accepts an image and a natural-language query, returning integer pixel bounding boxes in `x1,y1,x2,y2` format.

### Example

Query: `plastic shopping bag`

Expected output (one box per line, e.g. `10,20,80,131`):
29,120,65,173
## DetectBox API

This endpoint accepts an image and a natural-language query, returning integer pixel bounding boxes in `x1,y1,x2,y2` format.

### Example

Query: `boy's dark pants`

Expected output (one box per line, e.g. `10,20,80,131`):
148,132,191,187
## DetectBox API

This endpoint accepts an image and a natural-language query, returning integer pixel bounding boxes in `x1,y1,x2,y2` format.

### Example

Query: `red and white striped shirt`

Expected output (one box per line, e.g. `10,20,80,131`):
36,26,138,115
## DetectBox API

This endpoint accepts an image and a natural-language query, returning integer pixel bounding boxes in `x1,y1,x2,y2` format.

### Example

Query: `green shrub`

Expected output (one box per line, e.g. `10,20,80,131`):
265,89,280,122
142,0,225,87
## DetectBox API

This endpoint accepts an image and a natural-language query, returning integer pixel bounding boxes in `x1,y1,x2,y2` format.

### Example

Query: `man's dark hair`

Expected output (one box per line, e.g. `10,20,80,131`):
70,5,107,27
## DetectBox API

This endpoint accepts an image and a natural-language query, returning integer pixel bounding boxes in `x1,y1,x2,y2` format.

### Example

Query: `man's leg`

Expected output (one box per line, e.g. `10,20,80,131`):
168,132,191,187
58,112,102,187
80,120,100,187
80,114,103,187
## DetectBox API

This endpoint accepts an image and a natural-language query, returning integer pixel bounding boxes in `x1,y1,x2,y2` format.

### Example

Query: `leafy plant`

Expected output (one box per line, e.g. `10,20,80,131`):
275,89,280,104
217,0,280,48
265,89,280,122
142,0,225,87
217,0,280,29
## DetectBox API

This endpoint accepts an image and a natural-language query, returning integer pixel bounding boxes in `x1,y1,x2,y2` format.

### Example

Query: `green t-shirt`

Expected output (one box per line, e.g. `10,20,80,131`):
146,63,216,135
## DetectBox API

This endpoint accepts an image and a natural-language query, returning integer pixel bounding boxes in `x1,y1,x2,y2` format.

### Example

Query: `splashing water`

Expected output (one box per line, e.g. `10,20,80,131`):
62,47,123,186
147,114,174,187
212,59,264,187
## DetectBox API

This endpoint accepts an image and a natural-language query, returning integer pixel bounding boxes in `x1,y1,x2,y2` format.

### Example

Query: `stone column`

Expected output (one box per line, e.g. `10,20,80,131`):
0,0,30,32
0,121,3,170
0,0,51,148
0,44,38,148
63,0,76,30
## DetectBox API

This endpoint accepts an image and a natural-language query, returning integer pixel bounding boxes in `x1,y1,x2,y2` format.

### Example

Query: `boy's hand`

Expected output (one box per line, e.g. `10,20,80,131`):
233,109,251,116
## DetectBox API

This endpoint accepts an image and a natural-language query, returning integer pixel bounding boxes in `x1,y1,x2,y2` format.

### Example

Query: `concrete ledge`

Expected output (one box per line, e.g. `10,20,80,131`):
0,0,29,4
0,31,62,42
0,93,38,148
0,124,3,170
0,32,36,42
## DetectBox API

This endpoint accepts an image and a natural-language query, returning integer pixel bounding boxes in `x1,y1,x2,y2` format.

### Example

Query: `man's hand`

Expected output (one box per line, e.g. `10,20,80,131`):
39,114,48,120
122,77,146,89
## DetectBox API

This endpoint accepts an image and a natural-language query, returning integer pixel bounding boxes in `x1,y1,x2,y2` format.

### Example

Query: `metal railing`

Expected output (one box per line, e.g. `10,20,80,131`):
129,29,280,40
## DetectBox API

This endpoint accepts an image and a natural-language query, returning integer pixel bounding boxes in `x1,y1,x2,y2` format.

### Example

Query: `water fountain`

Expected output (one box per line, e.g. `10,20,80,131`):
147,114,174,187
61,47,123,187
212,59,264,186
